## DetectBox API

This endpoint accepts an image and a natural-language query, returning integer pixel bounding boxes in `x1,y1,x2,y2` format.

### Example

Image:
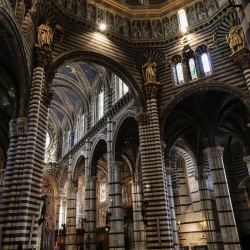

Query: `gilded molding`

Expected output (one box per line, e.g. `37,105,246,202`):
204,147,224,158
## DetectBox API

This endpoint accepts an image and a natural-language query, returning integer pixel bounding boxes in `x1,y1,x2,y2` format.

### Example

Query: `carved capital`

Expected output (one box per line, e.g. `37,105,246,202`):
194,173,209,181
9,119,17,137
161,141,166,153
144,83,160,98
70,187,78,193
110,161,123,172
135,112,150,125
229,47,250,70
43,89,54,108
204,147,224,158
88,175,97,182
35,45,52,67
17,117,28,135
243,155,250,165
165,167,173,175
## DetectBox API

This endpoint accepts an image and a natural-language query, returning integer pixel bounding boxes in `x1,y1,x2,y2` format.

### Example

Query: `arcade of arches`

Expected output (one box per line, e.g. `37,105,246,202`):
2,0,250,250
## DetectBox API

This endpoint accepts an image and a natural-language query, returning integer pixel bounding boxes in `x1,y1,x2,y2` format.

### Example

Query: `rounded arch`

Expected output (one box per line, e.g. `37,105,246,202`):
43,171,59,196
112,110,137,152
89,134,107,176
0,6,30,115
72,151,86,180
159,81,249,132
46,50,146,110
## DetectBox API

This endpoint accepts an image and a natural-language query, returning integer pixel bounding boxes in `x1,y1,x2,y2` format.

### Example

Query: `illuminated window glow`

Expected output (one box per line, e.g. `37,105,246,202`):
116,77,128,101
178,9,189,32
176,63,185,84
45,132,50,149
201,53,212,75
98,89,104,120
189,58,198,80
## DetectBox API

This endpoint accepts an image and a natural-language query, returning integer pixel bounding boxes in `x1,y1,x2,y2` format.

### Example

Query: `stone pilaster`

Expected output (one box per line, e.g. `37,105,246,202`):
204,147,241,250
194,173,222,250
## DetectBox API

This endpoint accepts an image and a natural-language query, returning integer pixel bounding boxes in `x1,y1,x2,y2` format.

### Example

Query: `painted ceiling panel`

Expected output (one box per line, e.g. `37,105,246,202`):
58,66,78,82
62,88,79,108
53,91,65,106
78,63,98,85
51,108,64,123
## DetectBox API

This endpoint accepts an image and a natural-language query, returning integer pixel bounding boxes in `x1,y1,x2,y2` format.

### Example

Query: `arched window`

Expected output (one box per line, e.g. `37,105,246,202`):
96,84,104,121
81,114,85,138
171,55,185,85
188,58,198,80
115,76,128,101
195,44,212,77
45,132,51,150
183,48,199,82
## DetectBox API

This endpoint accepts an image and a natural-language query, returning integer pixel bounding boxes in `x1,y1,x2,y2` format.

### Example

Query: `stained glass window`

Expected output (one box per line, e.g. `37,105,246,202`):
176,63,185,84
189,58,198,80
201,53,212,75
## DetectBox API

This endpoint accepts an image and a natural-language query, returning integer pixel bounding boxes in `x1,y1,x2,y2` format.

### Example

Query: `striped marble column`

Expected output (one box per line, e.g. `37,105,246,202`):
84,175,97,250
132,180,147,250
204,147,241,250
165,167,179,250
0,119,18,222
243,155,250,175
194,173,222,250
109,161,125,250
0,169,5,202
138,83,173,249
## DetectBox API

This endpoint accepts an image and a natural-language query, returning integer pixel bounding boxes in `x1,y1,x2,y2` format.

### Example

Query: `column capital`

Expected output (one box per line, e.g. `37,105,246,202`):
17,117,28,135
243,155,250,164
35,45,52,67
43,88,54,108
70,187,78,193
194,173,209,181
204,147,224,158
135,112,150,125
9,119,17,137
88,175,97,182
110,161,123,172
165,168,173,175
144,83,160,99
229,46,250,70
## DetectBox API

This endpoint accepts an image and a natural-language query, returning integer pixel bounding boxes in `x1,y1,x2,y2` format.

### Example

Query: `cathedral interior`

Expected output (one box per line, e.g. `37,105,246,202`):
1,0,250,249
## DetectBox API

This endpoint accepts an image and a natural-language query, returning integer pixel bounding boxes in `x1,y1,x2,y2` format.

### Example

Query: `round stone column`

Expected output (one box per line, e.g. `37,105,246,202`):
84,175,97,250
194,173,222,250
204,147,241,250
132,180,146,250
109,161,125,250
